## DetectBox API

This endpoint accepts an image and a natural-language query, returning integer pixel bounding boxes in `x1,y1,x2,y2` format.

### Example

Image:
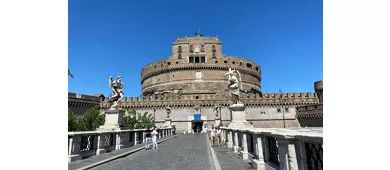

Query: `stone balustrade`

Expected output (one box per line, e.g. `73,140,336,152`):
220,127,323,170
68,127,173,163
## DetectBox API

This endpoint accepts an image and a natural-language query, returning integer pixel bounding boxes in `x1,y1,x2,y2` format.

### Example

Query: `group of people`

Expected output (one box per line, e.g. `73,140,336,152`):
207,125,222,147
145,127,159,150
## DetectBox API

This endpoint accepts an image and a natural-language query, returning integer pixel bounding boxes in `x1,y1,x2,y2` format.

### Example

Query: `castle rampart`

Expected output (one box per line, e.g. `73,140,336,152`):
68,92,102,116
100,92,318,109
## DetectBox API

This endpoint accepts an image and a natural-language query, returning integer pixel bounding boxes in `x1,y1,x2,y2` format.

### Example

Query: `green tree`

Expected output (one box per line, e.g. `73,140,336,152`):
78,107,105,131
123,110,154,129
68,108,79,131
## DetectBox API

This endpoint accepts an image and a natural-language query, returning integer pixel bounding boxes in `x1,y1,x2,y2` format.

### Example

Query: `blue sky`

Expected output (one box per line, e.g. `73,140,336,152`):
68,0,323,97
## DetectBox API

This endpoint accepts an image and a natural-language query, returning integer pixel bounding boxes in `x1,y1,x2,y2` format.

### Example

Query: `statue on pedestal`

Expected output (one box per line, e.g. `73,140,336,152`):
165,105,171,119
108,76,125,110
224,68,243,105
214,104,220,119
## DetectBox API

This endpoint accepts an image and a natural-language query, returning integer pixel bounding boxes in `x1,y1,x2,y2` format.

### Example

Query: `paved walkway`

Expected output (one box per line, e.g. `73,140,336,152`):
90,134,214,170
68,135,177,170
208,137,254,170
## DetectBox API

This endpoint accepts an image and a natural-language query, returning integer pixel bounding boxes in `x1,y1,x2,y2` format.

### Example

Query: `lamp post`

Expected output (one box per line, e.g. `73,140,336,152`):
153,108,156,126
279,89,286,128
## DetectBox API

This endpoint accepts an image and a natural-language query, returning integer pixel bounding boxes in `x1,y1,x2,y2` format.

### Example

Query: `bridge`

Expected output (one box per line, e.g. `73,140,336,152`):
68,127,322,170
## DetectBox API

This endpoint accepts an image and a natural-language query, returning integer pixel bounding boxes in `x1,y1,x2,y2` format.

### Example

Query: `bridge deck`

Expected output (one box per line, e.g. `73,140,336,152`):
90,134,214,170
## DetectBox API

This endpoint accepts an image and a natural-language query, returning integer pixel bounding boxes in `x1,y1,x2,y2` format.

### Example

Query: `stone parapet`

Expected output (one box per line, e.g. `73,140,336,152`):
68,127,173,163
220,127,323,170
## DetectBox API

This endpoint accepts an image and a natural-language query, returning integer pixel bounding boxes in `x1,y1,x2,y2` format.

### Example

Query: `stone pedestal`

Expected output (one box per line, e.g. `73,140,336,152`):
97,109,127,131
215,118,221,127
227,104,254,129
164,118,172,128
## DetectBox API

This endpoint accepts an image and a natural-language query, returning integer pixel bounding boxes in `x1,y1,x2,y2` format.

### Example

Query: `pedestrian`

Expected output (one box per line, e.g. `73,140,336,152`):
145,127,152,150
216,127,221,147
209,125,216,146
152,127,159,149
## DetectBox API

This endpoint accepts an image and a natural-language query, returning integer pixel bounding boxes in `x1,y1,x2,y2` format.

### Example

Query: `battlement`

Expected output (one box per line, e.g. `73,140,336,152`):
101,92,318,108
68,92,102,101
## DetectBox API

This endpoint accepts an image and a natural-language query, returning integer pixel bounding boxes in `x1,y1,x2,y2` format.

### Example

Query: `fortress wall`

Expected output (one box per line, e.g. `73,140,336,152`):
68,92,101,116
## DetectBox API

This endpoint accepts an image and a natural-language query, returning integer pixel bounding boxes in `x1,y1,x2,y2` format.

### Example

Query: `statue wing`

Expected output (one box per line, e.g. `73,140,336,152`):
234,70,243,90
109,76,113,88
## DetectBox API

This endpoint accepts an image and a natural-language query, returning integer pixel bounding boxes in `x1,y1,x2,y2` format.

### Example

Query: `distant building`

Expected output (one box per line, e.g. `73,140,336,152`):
69,34,322,132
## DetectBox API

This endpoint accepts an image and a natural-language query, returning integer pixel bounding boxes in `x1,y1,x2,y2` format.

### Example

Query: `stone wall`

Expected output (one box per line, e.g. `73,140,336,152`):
68,92,102,116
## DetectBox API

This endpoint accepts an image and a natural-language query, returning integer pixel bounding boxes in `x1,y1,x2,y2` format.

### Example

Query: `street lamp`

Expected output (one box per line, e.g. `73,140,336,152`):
153,108,156,126
279,89,286,128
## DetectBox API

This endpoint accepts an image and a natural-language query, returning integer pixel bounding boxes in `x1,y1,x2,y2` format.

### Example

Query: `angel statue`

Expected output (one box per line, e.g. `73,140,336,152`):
108,76,125,109
224,68,243,105
166,105,172,119
214,104,220,119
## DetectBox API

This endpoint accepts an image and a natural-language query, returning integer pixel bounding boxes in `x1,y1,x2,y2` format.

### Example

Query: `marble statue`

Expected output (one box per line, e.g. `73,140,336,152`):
224,68,243,105
166,105,171,119
214,104,220,119
108,76,125,109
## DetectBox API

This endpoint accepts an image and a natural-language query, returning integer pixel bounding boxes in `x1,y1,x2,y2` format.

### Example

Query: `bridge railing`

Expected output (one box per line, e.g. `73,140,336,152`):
68,127,172,163
220,127,323,170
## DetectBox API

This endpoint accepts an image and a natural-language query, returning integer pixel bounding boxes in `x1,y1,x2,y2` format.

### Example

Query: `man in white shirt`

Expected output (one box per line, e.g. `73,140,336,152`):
151,127,159,149
209,125,216,146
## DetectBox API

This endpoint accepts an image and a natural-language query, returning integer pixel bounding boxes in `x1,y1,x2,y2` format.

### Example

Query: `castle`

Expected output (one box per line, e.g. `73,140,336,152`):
68,34,323,132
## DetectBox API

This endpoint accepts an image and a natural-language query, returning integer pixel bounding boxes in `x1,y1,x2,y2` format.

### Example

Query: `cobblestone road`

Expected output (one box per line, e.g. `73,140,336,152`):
90,134,214,170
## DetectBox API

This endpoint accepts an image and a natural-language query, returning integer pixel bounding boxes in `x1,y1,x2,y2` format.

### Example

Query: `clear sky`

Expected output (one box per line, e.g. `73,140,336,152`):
68,0,323,97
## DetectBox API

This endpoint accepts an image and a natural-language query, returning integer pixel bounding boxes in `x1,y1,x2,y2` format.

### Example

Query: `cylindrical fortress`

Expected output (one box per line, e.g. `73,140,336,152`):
140,36,261,97
314,80,323,103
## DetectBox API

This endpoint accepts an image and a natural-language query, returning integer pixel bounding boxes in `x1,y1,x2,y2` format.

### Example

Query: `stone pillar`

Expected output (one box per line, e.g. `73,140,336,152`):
251,134,266,170
68,136,81,162
227,130,233,148
277,137,299,170
96,134,107,155
134,131,138,145
142,131,146,143
240,131,249,160
233,130,239,152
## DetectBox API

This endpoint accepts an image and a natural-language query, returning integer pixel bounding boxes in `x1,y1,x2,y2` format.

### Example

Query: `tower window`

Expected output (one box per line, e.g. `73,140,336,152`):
277,108,281,113
212,45,216,52
246,63,253,68
189,45,193,52
178,46,182,53
232,61,235,64
212,53,216,58
189,56,194,63
201,45,205,52
195,56,200,63
224,60,227,64
285,108,289,112
240,62,243,66
178,53,182,59
201,56,205,63
195,96,199,99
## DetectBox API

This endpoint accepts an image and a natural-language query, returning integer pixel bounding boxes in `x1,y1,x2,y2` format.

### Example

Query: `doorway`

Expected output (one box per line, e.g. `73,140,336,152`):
192,120,203,133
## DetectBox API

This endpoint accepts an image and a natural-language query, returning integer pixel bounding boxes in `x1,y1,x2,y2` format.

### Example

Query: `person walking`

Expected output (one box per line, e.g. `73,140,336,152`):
209,125,216,147
145,127,152,150
216,127,221,147
151,127,159,149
